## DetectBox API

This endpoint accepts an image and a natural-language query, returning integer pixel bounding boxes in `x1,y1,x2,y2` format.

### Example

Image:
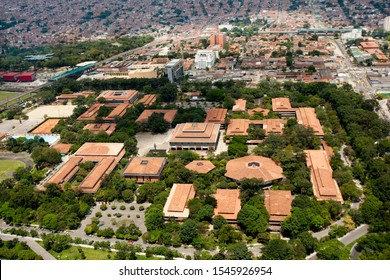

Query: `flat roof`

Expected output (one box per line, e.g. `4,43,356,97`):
305,150,343,203
272,98,293,112
185,160,215,174
163,184,195,219
48,157,82,185
295,107,324,136
74,142,124,157
123,157,167,176
264,189,292,222
212,189,241,221
77,103,103,121
79,157,115,193
225,155,284,183
169,123,220,144
138,94,157,106
97,90,138,102
205,108,227,124
226,119,249,136
136,109,177,123
232,98,247,112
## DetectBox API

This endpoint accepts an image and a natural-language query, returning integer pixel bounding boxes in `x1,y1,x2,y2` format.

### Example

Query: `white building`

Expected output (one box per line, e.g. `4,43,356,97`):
341,29,362,41
195,50,216,69
384,16,390,32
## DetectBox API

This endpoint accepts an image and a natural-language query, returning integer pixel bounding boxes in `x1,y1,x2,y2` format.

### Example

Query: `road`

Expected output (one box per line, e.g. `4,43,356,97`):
0,233,56,260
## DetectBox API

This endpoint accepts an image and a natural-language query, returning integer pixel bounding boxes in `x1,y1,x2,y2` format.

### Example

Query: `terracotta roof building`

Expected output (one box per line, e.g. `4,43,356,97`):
163,184,195,220
96,90,139,104
52,143,73,155
205,108,228,128
264,189,292,230
295,108,324,137
123,157,167,183
272,98,295,117
137,94,157,107
225,155,284,184
47,143,125,193
226,119,286,138
169,123,221,150
77,103,130,122
305,150,343,203
212,189,241,222
56,91,95,102
136,109,177,124
84,123,117,136
104,103,131,122
248,107,270,117
185,160,215,174
232,98,247,112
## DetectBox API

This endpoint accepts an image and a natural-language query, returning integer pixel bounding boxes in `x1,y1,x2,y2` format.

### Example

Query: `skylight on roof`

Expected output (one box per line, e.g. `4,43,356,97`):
140,160,149,165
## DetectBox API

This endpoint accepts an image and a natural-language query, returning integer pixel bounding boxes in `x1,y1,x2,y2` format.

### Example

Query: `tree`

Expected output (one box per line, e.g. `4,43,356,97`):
146,113,170,134
261,239,294,260
297,232,318,254
226,243,252,260
180,219,198,244
31,147,61,169
317,239,346,260
361,195,382,223
159,83,178,102
42,213,59,231
145,206,165,231
237,204,269,238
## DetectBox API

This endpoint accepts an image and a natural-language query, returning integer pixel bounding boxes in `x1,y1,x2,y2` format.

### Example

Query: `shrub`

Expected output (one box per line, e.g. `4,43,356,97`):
120,205,126,211
95,212,102,218
111,205,117,210
139,206,145,211
130,206,135,210
136,214,140,218
100,204,107,211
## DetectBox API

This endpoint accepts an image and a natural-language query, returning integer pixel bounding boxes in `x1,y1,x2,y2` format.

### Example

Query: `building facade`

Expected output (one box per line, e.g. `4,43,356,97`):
195,50,216,69
165,59,184,83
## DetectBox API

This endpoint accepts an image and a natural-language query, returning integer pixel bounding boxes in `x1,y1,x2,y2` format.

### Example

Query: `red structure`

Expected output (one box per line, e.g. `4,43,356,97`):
17,72,37,82
2,72,19,82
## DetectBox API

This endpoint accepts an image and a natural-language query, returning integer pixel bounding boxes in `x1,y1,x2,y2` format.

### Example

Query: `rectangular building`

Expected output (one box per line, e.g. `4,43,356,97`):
165,59,184,83
195,50,216,69
163,184,195,220
169,123,220,150
212,189,241,222
295,107,324,137
264,189,292,230
305,150,344,203
272,98,295,117
232,98,247,112
96,90,138,104
204,108,228,128
123,157,167,183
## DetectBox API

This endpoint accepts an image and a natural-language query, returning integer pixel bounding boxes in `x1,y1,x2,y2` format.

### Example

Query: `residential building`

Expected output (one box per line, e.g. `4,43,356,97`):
225,155,284,184
209,33,226,48
264,189,292,231
163,184,195,220
123,157,167,183
165,59,184,83
169,123,220,150
185,160,215,174
212,189,241,222
305,150,344,203
195,50,216,69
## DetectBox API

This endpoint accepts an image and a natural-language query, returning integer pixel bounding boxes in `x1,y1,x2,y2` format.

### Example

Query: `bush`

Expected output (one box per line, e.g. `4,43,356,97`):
107,213,112,217
95,212,102,218
115,213,122,218
136,214,140,218
120,205,126,211
100,204,107,211
111,205,117,210
139,206,145,211
130,206,135,210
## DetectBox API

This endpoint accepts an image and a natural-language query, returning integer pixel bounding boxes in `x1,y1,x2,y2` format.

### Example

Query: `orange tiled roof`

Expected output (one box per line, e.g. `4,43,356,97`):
225,155,284,183
84,123,117,136
138,94,157,106
123,157,167,176
52,143,73,154
295,107,324,136
169,123,220,144
232,98,247,112
305,150,343,203
248,107,270,116
97,90,138,103
163,184,195,219
136,109,177,123
212,189,241,221
264,189,292,222
185,160,215,174
205,108,227,124
272,98,293,112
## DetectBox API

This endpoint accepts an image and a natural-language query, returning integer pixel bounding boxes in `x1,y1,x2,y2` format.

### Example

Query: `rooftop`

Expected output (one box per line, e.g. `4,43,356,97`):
123,157,167,176
212,189,241,221
137,94,157,107
136,109,178,123
74,142,125,157
52,143,73,154
163,184,195,220
225,155,284,183
264,189,292,222
185,160,215,174
232,98,247,112
97,90,138,103
305,150,344,203
295,107,325,136
204,108,227,125
83,123,117,136
169,123,220,144
272,98,293,112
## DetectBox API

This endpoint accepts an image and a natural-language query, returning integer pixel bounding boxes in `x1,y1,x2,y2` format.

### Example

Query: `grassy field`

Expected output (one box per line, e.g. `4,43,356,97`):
0,160,26,180
45,245,163,260
0,91,19,102
380,93,390,99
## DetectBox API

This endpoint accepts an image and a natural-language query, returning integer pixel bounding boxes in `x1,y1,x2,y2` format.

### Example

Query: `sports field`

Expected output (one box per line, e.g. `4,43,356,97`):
0,91,18,102
30,118,61,134
0,160,26,180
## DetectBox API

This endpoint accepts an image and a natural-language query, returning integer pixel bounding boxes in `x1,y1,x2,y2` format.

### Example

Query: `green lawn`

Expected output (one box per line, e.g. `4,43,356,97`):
0,160,26,180
0,91,19,102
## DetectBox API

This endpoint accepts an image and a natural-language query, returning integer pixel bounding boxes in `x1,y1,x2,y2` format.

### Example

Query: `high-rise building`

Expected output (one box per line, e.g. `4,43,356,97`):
195,50,216,69
165,59,184,83
209,33,226,48
384,16,390,32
